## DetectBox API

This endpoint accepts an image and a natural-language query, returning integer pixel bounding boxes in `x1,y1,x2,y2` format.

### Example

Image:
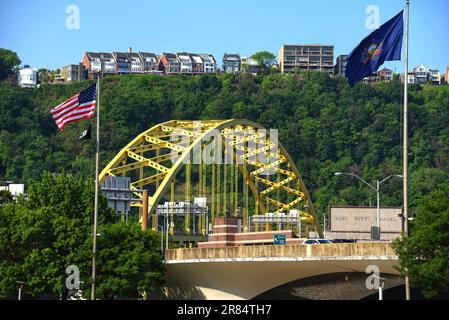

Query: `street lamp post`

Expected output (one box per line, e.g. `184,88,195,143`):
335,172,403,240
165,212,169,250
323,211,327,238
16,281,25,300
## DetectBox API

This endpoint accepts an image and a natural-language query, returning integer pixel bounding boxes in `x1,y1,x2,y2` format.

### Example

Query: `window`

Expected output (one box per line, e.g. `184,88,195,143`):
304,240,317,244
317,239,333,244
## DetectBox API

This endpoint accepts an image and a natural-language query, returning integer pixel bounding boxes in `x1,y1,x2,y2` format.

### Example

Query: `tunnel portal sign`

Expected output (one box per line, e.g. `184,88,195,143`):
274,234,286,245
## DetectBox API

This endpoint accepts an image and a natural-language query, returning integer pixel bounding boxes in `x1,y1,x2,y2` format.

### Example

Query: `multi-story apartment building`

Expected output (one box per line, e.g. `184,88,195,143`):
159,53,180,73
189,53,204,73
279,44,334,74
60,64,87,83
334,54,348,75
100,53,116,74
200,54,216,73
127,48,143,73
82,52,117,78
82,50,215,76
139,52,159,73
223,53,241,74
176,53,193,73
82,52,102,78
112,52,130,74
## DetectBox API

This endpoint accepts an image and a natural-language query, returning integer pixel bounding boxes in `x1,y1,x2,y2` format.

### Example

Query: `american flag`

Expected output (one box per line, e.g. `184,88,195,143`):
51,84,96,131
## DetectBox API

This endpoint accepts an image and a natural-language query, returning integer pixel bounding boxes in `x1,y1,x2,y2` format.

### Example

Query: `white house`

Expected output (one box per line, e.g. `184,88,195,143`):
177,53,193,73
413,64,429,84
199,54,216,73
17,66,38,88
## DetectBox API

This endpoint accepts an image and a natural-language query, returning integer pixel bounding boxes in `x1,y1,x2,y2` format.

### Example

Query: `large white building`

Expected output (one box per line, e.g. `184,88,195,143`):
17,66,38,88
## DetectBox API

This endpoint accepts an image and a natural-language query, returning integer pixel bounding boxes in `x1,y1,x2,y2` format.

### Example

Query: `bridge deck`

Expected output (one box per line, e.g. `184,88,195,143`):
165,243,398,263
162,243,400,300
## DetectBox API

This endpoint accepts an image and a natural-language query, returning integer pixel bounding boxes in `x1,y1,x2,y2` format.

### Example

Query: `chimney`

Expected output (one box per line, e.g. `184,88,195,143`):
128,47,132,54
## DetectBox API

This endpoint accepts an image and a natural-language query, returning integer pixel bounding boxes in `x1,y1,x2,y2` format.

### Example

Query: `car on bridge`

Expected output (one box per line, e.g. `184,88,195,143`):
302,239,334,244
332,239,356,243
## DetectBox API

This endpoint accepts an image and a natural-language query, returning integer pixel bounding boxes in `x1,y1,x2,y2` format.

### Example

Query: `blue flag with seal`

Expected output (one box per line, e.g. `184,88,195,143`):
345,10,404,87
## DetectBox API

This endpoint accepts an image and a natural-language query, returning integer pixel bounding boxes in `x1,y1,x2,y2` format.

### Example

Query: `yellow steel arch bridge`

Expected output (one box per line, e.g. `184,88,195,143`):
99,119,322,237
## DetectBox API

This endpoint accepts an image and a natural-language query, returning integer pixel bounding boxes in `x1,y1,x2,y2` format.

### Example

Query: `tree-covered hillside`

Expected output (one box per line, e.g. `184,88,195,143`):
1,72,448,218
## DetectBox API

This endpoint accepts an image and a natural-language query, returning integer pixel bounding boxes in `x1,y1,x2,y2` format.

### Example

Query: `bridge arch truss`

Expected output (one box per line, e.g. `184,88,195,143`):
99,119,322,236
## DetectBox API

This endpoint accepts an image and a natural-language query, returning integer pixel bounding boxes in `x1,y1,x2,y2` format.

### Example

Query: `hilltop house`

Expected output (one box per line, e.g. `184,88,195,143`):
223,53,241,74
139,52,159,73
112,52,130,74
200,54,216,73
189,53,204,73
177,53,193,73
159,53,180,73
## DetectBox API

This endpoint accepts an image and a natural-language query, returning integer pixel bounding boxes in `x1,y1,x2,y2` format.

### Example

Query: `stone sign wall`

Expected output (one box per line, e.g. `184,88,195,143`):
330,207,402,233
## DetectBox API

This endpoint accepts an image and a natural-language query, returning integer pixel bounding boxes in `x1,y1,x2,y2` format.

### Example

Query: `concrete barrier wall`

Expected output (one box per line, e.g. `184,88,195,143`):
165,243,397,261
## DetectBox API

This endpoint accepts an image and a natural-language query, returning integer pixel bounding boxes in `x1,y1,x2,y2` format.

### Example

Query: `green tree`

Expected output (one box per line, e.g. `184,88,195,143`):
0,49,21,80
0,172,164,299
251,51,277,72
0,189,13,206
96,223,165,299
394,185,449,299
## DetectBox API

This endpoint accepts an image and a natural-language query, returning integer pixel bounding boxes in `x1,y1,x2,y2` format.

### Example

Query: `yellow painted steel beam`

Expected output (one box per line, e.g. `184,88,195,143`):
239,145,273,160
245,159,296,177
109,161,148,175
144,135,185,152
240,165,266,215
131,172,167,188
260,183,305,197
252,175,295,189
260,195,288,209
149,152,182,163
160,125,203,138
228,132,266,145
128,142,165,154
250,158,286,176
126,151,169,173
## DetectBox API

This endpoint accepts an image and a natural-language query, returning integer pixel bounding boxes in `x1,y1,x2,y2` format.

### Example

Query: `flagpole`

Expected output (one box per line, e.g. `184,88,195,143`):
91,75,100,300
403,0,411,301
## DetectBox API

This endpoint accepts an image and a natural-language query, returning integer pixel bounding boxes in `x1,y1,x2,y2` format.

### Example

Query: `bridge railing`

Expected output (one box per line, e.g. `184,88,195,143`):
165,243,397,261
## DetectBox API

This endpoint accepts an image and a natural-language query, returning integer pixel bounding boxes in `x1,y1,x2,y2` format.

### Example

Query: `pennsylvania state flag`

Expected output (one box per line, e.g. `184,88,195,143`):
345,10,404,86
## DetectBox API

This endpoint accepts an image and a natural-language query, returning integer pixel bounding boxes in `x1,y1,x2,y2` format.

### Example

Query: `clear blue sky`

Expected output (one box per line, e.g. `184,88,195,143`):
0,0,447,72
